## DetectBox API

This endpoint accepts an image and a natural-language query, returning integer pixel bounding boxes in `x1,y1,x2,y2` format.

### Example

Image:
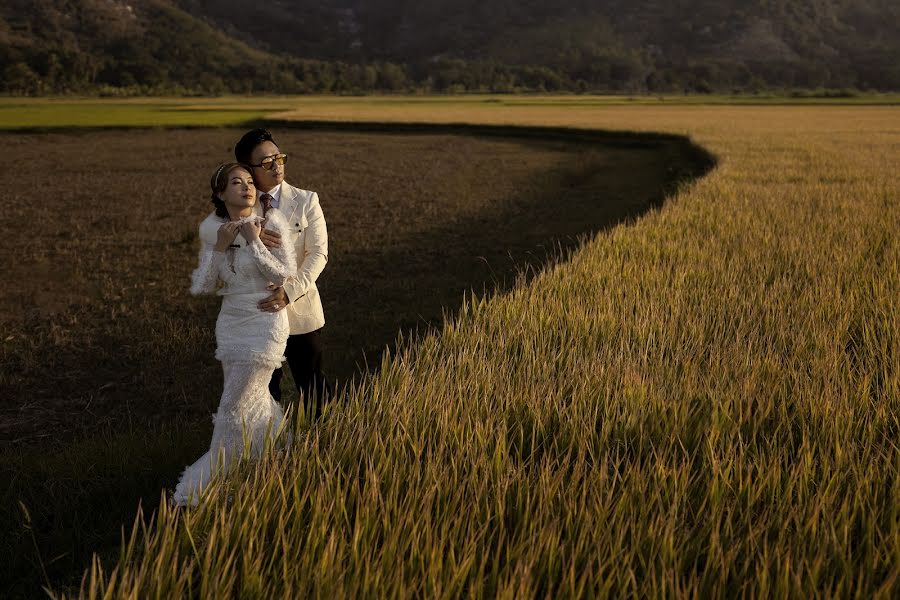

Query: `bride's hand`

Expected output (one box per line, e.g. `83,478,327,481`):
240,219,261,242
215,222,240,252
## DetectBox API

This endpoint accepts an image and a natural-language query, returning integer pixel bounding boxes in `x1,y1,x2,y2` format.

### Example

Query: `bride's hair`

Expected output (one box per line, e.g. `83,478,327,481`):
210,162,251,218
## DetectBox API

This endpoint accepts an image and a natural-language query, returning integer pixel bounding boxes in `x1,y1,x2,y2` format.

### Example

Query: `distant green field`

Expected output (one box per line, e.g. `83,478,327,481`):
0,100,272,129
1,93,899,130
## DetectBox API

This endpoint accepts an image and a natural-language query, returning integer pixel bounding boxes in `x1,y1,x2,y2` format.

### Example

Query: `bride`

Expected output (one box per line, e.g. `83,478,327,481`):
172,162,296,507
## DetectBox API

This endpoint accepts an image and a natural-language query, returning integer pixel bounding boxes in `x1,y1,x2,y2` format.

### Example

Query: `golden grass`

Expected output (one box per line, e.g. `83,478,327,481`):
2,125,697,598
3,93,897,130
64,104,900,597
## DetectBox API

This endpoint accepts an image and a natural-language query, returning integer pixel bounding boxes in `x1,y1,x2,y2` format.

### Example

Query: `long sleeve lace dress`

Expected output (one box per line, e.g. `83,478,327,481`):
172,211,297,507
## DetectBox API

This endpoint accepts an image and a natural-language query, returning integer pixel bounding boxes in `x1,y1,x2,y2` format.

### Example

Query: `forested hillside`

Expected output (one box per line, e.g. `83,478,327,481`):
0,0,311,94
2,0,898,95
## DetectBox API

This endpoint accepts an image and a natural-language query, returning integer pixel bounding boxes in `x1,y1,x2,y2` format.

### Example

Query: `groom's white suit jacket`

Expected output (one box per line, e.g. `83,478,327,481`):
199,180,328,335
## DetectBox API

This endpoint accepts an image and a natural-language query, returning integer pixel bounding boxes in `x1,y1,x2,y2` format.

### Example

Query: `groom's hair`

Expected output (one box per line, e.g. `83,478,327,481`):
235,128,277,164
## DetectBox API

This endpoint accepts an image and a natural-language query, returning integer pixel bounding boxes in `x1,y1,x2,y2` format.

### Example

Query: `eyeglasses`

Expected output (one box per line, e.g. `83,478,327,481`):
249,153,288,171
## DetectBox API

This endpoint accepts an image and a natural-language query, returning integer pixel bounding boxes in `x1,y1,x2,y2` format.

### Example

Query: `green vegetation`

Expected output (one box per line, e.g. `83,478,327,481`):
29,105,900,596
0,101,270,129
3,1,898,95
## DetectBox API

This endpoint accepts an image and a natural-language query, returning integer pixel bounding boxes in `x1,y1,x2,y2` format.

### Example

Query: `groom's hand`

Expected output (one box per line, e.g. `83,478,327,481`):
258,285,288,313
259,228,282,249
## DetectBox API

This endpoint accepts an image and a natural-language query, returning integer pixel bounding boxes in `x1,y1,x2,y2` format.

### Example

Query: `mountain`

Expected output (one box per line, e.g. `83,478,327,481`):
175,0,900,91
2,0,899,95
0,0,309,94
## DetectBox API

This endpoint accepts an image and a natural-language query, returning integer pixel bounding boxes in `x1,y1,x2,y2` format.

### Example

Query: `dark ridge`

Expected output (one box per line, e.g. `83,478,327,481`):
260,118,694,144
253,120,716,383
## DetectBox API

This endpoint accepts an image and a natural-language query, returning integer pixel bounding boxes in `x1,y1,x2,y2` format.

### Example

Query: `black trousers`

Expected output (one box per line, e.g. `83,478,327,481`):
268,328,331,420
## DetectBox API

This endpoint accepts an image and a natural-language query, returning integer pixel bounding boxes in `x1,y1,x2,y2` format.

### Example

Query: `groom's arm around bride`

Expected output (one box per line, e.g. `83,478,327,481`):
235,128,331,421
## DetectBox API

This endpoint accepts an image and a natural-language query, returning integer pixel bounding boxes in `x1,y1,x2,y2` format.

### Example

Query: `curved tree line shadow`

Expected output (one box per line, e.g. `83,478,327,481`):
260,120,717,389
1,121,715,598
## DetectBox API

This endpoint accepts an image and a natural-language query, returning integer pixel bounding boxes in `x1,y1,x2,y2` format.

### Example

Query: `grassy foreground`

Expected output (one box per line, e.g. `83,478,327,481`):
60,104,900,597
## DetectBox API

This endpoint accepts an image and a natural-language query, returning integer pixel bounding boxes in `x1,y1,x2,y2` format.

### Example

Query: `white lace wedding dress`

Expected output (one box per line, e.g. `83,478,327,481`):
172,211,296,507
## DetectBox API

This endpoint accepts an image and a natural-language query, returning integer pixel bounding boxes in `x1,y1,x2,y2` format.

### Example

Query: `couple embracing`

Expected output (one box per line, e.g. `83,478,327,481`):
172,128,329,507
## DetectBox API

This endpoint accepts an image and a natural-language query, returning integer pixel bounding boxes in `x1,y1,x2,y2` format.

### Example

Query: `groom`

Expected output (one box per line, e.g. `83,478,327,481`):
234,128,331,419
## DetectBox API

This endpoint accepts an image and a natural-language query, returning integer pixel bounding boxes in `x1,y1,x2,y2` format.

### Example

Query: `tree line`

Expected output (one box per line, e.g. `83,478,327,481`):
5,52,895,97
2,0,897,96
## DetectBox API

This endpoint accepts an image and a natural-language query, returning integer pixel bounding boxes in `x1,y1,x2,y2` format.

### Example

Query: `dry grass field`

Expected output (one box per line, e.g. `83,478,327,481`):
2,98,898,597
0,121,705,596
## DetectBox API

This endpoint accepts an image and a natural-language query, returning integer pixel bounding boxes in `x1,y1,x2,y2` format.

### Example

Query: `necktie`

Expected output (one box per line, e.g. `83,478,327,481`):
260,193,274,215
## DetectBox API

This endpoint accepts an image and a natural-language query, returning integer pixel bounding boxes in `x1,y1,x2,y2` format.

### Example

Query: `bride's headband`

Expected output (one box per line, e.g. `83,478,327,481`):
212,163,228,188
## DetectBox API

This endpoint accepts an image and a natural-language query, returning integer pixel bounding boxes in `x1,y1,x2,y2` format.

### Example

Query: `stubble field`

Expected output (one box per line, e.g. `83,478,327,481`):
1,97,898,597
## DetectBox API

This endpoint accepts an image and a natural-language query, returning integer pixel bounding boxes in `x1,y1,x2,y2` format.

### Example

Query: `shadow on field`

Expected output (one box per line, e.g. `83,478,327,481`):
269,120,716,386
0,122,714,597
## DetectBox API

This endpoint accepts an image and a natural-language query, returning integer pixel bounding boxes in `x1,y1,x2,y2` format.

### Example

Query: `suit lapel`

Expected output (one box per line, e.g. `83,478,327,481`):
278,181,302,224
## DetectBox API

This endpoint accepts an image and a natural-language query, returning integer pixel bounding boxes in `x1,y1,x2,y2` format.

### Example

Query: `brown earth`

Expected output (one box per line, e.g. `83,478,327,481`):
1,126,706,446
